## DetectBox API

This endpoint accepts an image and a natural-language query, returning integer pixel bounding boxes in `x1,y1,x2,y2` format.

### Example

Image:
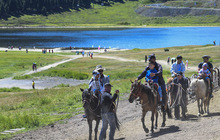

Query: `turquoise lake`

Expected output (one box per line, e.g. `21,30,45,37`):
0,27,219,49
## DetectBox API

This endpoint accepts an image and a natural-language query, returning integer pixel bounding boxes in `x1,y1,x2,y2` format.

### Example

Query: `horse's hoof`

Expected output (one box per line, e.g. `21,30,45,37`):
197,113,201,117
201,111,204,115
151,130,154,133
154,126,157,129
144,128,149,133
161,123,166,127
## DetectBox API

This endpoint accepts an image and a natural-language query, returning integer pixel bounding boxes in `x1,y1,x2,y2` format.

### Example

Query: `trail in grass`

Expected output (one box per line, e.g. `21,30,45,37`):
0,54,197,89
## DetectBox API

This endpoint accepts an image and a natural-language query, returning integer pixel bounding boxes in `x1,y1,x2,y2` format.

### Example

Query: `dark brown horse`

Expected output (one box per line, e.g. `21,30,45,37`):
128,81,167,133
80,88,101,140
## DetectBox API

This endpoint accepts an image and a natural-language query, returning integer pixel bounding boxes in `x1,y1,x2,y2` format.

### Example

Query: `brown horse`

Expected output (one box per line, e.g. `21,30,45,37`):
128,81,166,133
80,88,101,140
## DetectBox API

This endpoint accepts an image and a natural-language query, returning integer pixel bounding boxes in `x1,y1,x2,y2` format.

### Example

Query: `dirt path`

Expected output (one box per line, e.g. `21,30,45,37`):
11,90,220,140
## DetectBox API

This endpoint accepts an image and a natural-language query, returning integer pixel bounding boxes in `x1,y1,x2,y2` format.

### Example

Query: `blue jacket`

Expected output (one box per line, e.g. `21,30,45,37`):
145,68,159,83
170,61,185,76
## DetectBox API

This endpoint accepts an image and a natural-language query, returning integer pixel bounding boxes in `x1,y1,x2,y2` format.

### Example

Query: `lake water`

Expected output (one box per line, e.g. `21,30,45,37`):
0,27,220,49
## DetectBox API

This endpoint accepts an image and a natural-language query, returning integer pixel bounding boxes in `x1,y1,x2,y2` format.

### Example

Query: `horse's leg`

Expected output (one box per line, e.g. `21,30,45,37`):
162,107,166,127
87,119,93,140
141,111,149,133
201,98,204,114
207,98,210,115
94,119,100,140
197,99,201,116
151,111,155,133
155,111,158,129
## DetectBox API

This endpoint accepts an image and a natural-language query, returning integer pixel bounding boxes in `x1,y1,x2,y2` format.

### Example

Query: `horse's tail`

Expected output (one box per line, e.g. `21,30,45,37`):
114,112,120,130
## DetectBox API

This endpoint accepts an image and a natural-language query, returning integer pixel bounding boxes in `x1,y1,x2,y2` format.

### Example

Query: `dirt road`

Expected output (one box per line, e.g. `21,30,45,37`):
11,90,220,140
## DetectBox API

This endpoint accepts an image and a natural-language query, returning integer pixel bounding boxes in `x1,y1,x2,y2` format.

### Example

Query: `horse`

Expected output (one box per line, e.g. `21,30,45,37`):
189,79,211,116
128,80,167,133
80,88,101,140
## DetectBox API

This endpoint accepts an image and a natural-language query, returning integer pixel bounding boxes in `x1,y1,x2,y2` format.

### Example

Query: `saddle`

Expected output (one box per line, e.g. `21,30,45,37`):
147,82,161,103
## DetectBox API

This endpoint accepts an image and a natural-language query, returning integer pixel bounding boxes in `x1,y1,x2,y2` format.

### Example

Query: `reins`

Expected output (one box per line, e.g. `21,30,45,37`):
170,83,186,108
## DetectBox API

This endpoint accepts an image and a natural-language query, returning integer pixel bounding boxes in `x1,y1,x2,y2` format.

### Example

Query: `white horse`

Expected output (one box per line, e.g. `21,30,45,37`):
189,79,211,116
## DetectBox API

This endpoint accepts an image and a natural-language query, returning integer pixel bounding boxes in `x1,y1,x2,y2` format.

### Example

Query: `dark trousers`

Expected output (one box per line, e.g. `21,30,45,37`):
174,92,187,119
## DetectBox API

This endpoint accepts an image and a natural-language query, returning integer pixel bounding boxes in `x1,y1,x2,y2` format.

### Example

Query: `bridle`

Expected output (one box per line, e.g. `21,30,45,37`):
82,91,100,112
130,83,142,98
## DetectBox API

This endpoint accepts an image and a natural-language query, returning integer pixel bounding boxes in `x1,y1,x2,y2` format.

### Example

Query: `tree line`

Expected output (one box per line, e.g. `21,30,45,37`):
0,0,127,18
0,0,170,18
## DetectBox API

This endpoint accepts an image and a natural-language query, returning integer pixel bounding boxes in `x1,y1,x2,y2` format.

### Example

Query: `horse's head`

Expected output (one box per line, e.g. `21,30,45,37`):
128,80,141,103
188,79,198,96
80,88,92,104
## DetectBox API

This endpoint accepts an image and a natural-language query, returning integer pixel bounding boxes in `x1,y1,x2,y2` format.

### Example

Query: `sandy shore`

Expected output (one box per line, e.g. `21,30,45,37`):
0,47,129,53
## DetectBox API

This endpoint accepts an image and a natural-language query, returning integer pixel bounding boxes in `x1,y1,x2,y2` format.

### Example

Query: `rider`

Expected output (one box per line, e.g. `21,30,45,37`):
171,72,188,120
170,55,185,77
89,65,110,88
198,63,212,93
145,61,162,102
89,70,103,95
136,54,167,107
198,55,213,98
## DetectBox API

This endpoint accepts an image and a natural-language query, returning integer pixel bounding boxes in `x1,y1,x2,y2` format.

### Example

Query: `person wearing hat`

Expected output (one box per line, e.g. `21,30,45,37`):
99,83,119,140
170,55,185,77
89,65,110,88
136,54,167,107
198,55,213,98
171,71,188,120
89,70,103,95
198,63,212,93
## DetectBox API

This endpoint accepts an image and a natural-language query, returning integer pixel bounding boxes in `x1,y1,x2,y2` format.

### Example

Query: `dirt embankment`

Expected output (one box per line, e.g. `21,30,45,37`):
136,5,220,17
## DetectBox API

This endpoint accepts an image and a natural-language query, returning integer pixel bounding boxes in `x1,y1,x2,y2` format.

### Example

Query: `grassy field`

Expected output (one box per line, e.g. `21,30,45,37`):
0,1,220,27
0,51,66,79
99,45,220,66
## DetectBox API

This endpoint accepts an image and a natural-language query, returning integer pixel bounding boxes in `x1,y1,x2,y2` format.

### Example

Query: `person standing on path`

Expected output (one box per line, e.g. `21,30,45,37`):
186,60,188,69
32,80,35,89
99,83,119,140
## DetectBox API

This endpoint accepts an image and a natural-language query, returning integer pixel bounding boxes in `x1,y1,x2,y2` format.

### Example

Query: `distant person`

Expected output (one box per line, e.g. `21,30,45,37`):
145,55,148,63
32,80,35,89
26,49,28,53
11,46,13,49
171,57,176,64
213,40,216,46
186,60,188,69
82,51,85,57
167,56,170,65
33,46,35,49
90,52,93,59
52,49,54,53
70,46,72,50
49,49,51,53
104,48,107,52
19,46,21,50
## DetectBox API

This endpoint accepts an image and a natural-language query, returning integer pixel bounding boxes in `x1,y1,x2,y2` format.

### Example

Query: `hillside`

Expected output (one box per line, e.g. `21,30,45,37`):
0,1,220,27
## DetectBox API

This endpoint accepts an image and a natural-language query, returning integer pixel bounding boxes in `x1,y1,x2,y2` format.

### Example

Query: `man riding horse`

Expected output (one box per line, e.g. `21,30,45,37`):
170,55,186,77
198,55,213,98
136,54,167,109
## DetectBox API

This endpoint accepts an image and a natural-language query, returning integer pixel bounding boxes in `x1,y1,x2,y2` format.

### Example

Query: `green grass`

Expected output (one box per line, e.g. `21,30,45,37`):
0,87,26,92
99,45,220,66
0,51,66,79
19,57,148,80
0,1,220,27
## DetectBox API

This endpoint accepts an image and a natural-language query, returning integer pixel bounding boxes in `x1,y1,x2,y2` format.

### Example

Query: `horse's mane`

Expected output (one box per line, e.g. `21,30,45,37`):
140,84,155,104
